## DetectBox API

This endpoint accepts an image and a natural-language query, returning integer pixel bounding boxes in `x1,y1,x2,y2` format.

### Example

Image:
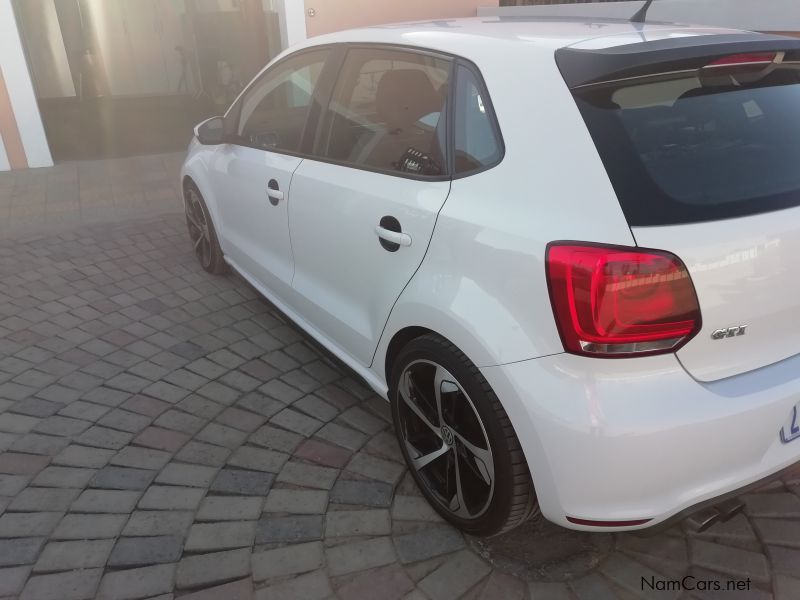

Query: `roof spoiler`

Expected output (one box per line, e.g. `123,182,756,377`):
556,33,800,88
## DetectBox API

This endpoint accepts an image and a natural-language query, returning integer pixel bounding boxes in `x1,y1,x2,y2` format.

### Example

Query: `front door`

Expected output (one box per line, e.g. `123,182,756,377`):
288,47,453,365
212,48,331,300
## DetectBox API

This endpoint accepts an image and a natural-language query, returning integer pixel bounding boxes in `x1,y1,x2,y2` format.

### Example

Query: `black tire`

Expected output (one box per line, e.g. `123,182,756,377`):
390,334,538,536
184,184,227,275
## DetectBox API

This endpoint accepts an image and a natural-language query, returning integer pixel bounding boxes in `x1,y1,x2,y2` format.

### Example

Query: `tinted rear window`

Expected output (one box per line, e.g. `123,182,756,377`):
573,65,800,225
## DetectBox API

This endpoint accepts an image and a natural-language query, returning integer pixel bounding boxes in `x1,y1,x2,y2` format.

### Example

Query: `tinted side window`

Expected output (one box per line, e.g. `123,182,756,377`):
237,50,329,153
454,65,502,175
316,48,450,177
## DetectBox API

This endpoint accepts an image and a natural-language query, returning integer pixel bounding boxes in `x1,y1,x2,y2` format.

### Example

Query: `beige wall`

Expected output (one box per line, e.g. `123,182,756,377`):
303,0,498,38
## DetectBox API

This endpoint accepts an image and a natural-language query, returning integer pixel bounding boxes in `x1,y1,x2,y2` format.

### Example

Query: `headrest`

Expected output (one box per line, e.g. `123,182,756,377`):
376,69,441,130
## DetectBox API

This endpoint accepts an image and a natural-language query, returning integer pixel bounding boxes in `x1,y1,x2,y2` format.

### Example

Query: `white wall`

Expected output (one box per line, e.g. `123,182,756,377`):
479,0,800,32
0,0,53,169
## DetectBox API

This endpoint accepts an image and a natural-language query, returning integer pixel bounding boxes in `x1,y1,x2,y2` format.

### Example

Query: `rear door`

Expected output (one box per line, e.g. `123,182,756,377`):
565,40,800,381
287,46,453,365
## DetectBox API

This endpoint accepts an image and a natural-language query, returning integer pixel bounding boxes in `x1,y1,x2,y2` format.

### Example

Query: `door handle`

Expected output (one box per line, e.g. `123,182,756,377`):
375,225,412,248
267,179,283,206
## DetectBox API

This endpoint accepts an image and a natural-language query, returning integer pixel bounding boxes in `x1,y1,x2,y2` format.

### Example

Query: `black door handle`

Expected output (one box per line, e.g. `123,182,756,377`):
267,179,283,206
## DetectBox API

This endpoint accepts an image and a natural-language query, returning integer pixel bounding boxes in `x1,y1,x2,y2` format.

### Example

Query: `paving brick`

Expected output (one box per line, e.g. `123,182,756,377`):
9,487,80,512
276,461,339,490
330,479,394,507
138,485,205,510
214,407,266,433
392,495,443,522
81,387,130,407
776,575,800,600
155,462,217,487
52,513,127,539
294,438,352,468
108,535,184,567
122,510,194,537
133,426,189,452
294,395,339,422
252,540,324,581
0,452,50,475
12,398,61,418
346,452,405,484
259,379,303,404
336,564,416,600
185,521,256,552
0,473,29,496
418,549,491,600
196,381,240,405
111,446,172,470
255,515,324,544
211,468,274,496
179,578,254,600
247,424,302,453
255,570,332,600
154,409,205,435
176,548,251,589
235,393,283,419
690,539,770,584
0,413,42,434
326,536,397,576
0,537,45,566
394,525,465,564
98,409,152,433
20,568,103,600
34,538,114,572
196,496,263,521
339,406,386,435
0,565,30,596
175,441,231,467
96,563,176,600
177,395,225,420
227,446,289,473
71,489,141,513
316,422,368,452
0,511,62,538
601,553,680,599
197,422,247,449
264,489,328,514
754,519,800,548
270,408,323,437
57,401,111,421
90,466,155,490
53,444,115,468
76,425,133,450
743,492,800,517
325,509,391,537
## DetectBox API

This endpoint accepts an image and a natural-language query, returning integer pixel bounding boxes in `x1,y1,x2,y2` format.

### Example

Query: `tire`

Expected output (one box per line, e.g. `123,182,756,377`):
390,334,538,536
184,184,227,275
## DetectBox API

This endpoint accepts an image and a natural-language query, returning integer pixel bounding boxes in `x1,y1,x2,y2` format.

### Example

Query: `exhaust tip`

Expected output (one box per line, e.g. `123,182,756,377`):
685,499,745,533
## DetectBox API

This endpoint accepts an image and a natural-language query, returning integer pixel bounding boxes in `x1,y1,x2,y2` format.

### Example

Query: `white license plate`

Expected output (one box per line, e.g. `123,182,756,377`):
780,403,800,444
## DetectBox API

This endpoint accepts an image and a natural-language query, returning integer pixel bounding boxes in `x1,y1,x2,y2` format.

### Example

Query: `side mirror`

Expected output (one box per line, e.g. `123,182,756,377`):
194,116,225,145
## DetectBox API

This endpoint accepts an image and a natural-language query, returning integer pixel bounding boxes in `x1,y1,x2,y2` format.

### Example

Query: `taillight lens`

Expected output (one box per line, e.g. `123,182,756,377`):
546,243,701,357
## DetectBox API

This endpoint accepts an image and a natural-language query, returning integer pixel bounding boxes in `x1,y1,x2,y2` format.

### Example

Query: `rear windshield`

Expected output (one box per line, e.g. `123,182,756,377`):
572,65,800,226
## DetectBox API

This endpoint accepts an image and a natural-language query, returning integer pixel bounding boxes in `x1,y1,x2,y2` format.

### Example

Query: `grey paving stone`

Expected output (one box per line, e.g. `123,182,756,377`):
259,379,303,404
196,496,263,521
255,514,324,544
34,538,114,572
294,395,339,422
316,422,368,451
270,408,323,437
264,489,328,514
227,446,289,473
754,519,800,547
138,485,205,510
215,407,266,433
339,406,386,436
52,513,127,539
175,441,231,467
336,564,416,600
247,424,302,453
81,387,130,407
184,521,256,552
76,425,133,450
325,509,391,537
211,468,274,496
0,537,45,566
154,409,205,435
9,487,80,512
392,495,443,522
12,398,61,418
96,563,176,600
108,535,184,567
395,525,466,564
255,569,332,600
776,575,800,600
197,422,247,449
5,435,68,461
346,452,405,484
0,474,29,496
527,581,574,600
97,409,152,433
0,452,50,475
0,511,62,538
418,549,492,600
155,462,217,487
111,446,172,470
326,536,397,576
690,539,770,585
252,541,324,581
196,381,240,405
57,401,111,421
122,510,194,537
178,577,254,600
743,492,800,517
0,565,30,597
276,461,339,490
601,553,680,600
330,479,394,507
235,393,283,419
294,438,352,468
133,426,189,452
91,466,155,490
53,444,115,468
20,568,103,600
71,489,141,513
176,548,251,589
569,573,618,600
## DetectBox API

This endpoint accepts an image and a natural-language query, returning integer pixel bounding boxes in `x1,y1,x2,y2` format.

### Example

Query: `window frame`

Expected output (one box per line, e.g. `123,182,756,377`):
450,59,506,180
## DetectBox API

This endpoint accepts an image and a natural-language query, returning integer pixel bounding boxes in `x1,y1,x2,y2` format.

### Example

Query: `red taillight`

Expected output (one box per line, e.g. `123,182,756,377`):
546,243,701,357
706,52,777,67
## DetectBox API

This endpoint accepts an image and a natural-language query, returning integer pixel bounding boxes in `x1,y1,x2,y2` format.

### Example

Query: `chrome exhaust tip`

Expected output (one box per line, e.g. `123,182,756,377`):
685,499,745,533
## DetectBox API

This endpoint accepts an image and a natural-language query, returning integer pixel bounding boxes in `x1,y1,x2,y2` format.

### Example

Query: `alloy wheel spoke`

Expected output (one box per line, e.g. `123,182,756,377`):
410,441,450,470
433,365,456,427
449,450,471,518
399,372,441,438
186,211,202,231
452,429,493,486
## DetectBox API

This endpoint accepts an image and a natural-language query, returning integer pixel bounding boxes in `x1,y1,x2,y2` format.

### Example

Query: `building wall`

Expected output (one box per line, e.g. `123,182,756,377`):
303,0,498,38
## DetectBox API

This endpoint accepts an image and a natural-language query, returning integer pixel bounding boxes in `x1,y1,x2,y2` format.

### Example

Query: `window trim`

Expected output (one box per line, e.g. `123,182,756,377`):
450,59,506,180
309,43,456,183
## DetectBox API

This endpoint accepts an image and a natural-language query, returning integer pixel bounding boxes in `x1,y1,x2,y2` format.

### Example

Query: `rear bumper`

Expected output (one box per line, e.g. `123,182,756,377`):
481,351,800,531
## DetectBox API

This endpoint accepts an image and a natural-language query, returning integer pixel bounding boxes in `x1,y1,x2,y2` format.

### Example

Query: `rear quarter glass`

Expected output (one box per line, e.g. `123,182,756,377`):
565,53,800,226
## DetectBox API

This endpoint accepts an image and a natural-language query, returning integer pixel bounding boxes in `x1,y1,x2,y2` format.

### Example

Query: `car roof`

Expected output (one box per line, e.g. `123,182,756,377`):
296,16,751,57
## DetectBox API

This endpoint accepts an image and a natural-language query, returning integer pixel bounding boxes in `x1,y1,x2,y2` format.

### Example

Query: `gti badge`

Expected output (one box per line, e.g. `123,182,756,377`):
711,325,747,340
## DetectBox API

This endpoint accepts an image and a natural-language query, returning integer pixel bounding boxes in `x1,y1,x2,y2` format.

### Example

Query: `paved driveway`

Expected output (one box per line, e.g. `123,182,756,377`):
0,156,799,600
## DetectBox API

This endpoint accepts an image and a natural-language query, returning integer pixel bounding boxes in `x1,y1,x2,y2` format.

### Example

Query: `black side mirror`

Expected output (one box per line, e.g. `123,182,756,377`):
195,116,225,145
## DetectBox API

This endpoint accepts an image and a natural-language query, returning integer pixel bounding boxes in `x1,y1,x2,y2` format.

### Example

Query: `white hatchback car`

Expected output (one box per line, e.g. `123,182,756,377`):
181,17,800,536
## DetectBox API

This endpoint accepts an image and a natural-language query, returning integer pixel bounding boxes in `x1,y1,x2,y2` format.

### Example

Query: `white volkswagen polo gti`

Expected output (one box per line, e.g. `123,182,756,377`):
181,16,800,536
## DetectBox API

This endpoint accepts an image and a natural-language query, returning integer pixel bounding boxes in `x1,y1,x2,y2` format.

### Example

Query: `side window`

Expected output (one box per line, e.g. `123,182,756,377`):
316,48,450,177
454,64,503,175
236,50,329,153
